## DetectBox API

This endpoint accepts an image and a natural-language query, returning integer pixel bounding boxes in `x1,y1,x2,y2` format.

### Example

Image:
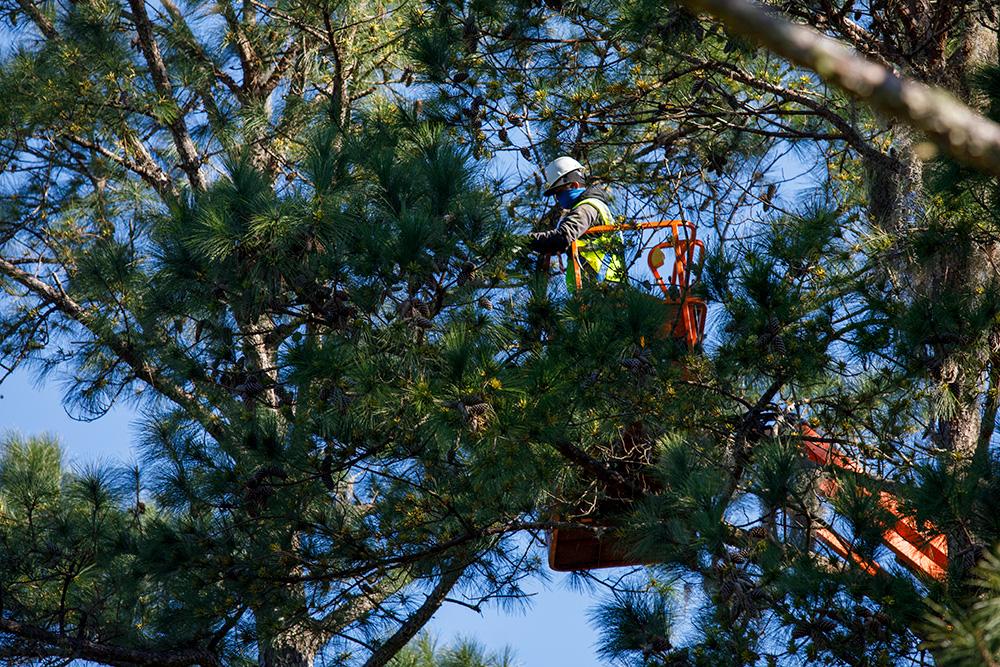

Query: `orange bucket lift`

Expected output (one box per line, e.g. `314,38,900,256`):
546,221,949,580
549,220,706,571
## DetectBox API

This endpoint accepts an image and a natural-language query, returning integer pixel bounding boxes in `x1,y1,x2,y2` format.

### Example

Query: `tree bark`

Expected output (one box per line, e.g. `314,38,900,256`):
258,624,321,667
867,16,998,577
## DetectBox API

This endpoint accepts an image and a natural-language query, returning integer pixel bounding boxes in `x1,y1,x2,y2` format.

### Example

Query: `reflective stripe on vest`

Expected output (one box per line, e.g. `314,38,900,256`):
567,197,624,287
571,197,617,254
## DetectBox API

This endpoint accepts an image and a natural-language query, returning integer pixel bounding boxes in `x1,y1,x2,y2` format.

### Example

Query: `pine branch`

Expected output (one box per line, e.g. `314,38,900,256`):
0,616,218,667
217,0,265,94
63,136,174,199
550,438,634,493
13,0,57,40
722,376,787,503
159,0,246,103
691,56,898,170
314,579,407,644
260,522,562,584
678,0,1000,176
0,256,224,440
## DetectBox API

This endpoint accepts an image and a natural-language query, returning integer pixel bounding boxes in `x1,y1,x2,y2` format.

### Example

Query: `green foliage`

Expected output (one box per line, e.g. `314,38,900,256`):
0,433,170,651
925,546,1000,666
590,590,678,667
390,634,519,667
6,0,1000,664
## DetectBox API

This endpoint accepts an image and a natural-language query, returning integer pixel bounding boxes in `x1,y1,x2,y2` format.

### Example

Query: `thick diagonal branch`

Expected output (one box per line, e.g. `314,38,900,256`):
0,257,223,440
678,0,1000,177
360,561,468,667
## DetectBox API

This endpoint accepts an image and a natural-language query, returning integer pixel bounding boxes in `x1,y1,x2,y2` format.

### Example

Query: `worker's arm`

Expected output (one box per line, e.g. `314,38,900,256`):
526,204,601,255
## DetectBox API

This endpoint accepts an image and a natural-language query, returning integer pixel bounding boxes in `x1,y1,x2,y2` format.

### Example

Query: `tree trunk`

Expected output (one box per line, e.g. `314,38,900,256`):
258,625,321,667
864,17,998,578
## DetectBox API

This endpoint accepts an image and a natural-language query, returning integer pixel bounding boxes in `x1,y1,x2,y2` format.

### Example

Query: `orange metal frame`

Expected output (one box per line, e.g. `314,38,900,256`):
799,425,947,580
569,220,707,348
549,221,949,580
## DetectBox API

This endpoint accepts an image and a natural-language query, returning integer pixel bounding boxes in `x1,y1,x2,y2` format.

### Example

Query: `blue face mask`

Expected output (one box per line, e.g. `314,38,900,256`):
555,187,586,209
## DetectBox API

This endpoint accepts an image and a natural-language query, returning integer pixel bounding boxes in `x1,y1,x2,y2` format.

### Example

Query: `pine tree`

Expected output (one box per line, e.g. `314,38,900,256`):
7,0,1000,664
403,0,1000,663
0,2,541,661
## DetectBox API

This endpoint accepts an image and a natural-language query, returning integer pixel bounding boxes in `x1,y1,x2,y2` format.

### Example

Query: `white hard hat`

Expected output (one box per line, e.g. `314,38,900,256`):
542,156,586,196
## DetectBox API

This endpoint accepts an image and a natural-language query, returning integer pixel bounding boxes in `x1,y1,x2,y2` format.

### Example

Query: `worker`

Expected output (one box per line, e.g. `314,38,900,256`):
527,156,626,290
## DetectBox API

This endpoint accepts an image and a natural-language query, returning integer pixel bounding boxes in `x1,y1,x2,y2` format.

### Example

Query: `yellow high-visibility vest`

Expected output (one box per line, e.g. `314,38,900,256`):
568,197,625,289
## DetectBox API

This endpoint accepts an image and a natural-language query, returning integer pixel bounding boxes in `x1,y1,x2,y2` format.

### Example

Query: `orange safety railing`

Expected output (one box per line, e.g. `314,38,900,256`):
568,220,707,348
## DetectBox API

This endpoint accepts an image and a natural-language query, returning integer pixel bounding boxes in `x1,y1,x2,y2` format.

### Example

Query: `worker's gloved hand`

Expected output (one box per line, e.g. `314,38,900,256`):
512,234,538,254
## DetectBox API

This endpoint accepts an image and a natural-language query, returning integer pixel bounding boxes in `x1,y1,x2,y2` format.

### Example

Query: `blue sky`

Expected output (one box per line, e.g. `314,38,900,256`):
0,365,605,666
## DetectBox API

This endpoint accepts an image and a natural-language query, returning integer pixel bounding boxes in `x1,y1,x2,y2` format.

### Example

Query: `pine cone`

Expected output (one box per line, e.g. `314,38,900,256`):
242,468,285,517
242,484,270,517
771,336,786,356
762,183,776,211
469,413,487,434
237,376,265,401
465,402,490,416
748,525,770,540
397,298,416,319
731,547,754,564
621,356,652,375
463,14,479,52
457,261,478,286
320,385,351,411
478,296,494,310
719,577,739,599
411,316,434,330
765,316,786,355
320,453,336,491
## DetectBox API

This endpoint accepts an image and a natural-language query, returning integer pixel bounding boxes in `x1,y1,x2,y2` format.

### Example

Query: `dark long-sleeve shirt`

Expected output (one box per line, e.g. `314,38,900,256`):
526,187,609,255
